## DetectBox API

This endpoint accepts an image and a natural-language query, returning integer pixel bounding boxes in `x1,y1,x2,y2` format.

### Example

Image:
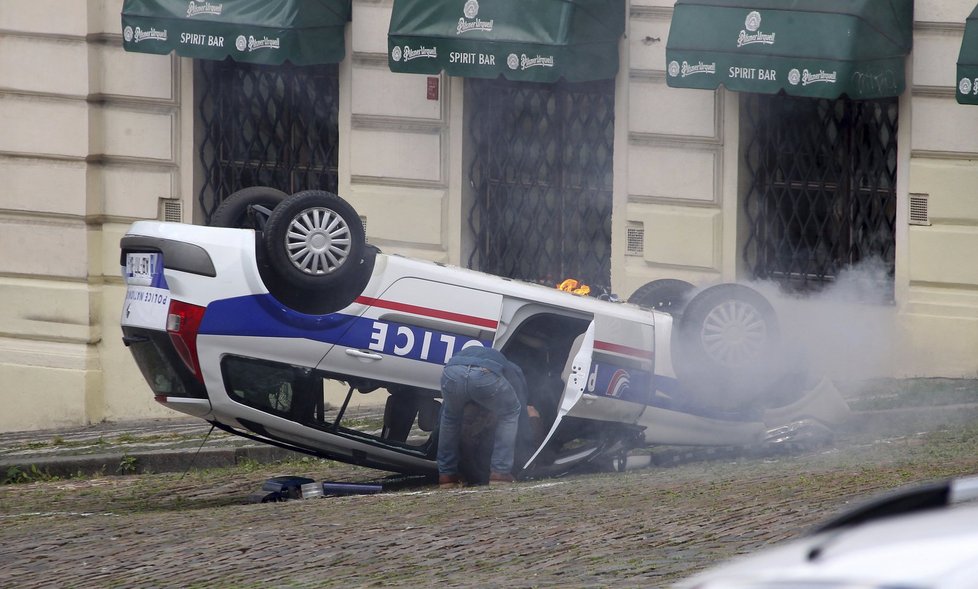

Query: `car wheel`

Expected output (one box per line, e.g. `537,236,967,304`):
210,186,288,230
628,279,695,314
262,190,366,291
672,284,781,411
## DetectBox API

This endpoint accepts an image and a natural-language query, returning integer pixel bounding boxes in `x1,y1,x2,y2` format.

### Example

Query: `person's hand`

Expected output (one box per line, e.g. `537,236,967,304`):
527,405,540,419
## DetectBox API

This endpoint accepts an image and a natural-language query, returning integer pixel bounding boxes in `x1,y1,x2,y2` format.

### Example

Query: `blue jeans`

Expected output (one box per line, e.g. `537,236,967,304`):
437,364,522,477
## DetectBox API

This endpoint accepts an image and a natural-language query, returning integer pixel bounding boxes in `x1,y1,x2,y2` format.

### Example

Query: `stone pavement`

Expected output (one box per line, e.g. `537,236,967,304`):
1,379,978,588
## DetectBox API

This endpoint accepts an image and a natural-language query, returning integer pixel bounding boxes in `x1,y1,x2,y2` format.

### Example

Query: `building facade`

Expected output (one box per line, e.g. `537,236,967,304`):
0,0,975,432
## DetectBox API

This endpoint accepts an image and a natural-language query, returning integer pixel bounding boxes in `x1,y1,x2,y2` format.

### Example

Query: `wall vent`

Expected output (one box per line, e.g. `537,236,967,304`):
909,193,929,226
626,223,644,256
159,198,183,223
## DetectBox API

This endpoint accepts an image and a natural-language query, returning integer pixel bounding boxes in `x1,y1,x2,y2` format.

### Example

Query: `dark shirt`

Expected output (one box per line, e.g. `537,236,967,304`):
447,345,507,372
446,346,528,404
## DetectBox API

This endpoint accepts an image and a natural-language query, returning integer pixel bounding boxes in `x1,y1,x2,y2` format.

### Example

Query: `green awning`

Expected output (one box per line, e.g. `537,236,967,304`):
387,0,625,83
957,5,978,104
666,0,913,99
121,0,350,65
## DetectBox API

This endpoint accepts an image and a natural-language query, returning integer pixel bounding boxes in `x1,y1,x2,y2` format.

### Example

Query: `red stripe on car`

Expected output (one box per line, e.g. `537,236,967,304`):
595,340,651,359
355,296,499,329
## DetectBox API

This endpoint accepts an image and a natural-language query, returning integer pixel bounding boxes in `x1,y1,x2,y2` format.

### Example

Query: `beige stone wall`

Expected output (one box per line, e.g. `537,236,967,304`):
900,1,978,376
0,0,184,431
347,0,458,263
618,0,736,300
0,1,100,430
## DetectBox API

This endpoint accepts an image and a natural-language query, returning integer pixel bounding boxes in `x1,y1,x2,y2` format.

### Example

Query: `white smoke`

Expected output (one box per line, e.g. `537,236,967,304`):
748,259,897,384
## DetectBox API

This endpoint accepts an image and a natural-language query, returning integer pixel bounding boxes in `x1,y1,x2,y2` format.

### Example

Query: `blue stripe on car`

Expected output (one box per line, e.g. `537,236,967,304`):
199,294,489,366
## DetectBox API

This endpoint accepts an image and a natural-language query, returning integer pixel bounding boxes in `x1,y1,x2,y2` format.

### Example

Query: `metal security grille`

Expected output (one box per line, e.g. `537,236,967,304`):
742,94,897,296
196,60,339,224
467,78,615,291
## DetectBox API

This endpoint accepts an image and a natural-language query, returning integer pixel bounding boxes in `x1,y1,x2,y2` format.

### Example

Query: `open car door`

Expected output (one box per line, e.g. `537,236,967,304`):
523,321,595,469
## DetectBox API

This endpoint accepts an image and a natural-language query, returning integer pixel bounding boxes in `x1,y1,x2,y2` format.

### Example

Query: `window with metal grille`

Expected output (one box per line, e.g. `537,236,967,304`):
466,78,615,292
196,60,339,224
742,94,897,299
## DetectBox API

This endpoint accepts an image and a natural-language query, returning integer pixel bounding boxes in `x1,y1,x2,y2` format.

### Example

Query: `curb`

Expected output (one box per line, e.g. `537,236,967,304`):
1,445,304,479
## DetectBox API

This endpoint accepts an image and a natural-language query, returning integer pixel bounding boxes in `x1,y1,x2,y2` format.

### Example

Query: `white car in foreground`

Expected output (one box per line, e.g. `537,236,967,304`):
120,188,843,482
676,475,978,588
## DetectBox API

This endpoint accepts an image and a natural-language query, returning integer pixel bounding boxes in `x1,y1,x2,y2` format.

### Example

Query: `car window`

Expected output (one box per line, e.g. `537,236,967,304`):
222,355,437,452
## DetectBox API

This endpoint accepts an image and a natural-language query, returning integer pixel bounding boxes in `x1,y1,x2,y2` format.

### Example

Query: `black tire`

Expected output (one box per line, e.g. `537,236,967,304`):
262,190,366,291
210,186,288,229
672,284,782,412
628,279,695,314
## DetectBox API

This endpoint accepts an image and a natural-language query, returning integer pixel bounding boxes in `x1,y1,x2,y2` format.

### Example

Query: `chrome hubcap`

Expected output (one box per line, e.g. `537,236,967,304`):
285,207,352,275
699,300,768,367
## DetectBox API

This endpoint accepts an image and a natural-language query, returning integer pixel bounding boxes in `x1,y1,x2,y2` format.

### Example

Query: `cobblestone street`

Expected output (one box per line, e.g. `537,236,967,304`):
4,395,978,588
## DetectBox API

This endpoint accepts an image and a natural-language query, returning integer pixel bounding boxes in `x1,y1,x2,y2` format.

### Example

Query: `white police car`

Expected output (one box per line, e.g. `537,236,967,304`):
675,475,978,588
120,188,839,480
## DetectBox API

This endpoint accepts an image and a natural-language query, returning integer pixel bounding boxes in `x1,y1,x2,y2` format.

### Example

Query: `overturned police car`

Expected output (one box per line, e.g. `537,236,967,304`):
120,188,845,481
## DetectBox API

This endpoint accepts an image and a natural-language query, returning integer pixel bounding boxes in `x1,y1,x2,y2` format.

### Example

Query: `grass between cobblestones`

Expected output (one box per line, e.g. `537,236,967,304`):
1,379,978,587
0,428,976,587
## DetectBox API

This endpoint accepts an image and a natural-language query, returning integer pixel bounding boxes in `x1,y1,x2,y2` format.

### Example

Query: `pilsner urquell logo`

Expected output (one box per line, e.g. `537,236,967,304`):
247,36,280,51
681,61,715,77
507,54,554,71
235,35,280,52
133,27,167,43
186,1,223,17
457,0,493,34
520,54,554,70
801,69,837,85
788,68,837,86
960,77,975,96
402,45,437,61
737,10,775,48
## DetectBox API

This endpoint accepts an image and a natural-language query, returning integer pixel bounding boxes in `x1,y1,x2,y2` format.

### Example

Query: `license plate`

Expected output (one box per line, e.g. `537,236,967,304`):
125,252,162,286
122,253,170,330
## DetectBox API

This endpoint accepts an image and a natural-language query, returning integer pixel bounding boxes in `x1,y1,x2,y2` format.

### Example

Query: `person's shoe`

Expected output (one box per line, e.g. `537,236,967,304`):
438,474,462,489
488,472,515,486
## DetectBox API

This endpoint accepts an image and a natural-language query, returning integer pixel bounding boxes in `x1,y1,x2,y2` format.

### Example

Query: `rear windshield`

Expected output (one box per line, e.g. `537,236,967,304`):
122,327,207,399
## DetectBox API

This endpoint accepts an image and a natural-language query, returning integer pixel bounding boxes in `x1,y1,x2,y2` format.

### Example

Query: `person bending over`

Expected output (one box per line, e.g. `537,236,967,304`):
437,346,525,487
